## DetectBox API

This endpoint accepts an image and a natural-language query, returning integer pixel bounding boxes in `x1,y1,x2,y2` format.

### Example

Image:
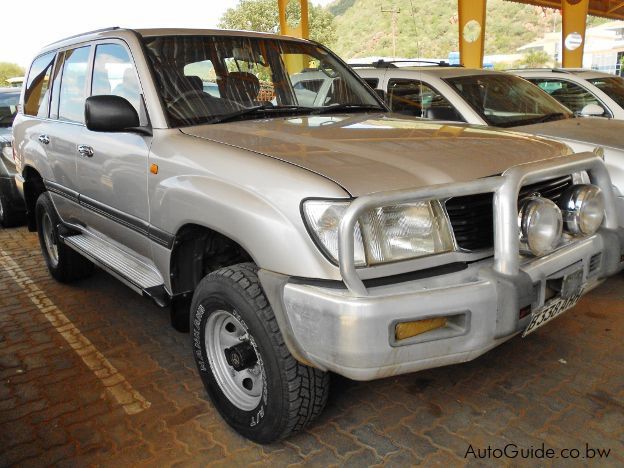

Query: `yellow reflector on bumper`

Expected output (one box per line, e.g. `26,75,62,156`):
395,317,447,341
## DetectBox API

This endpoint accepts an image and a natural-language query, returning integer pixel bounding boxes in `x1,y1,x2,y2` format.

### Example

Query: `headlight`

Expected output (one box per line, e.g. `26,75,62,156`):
302,199,454,266
559,184,605,236
518,196,563,256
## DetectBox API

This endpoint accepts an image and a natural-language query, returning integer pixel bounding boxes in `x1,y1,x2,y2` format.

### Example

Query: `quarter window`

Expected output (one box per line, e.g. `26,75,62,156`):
92,43,141,115
387,79,464,122
58,46,91,124
24,52,55,117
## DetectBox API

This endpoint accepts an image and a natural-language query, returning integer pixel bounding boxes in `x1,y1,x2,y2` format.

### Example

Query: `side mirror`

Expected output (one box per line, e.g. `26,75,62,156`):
374,88,387,102
85,95,150,134
580,103,605,117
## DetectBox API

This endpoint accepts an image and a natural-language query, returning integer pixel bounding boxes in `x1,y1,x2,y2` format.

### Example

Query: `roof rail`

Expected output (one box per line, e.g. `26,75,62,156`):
45,27,121,47
505,67,571,74
350,59,461,69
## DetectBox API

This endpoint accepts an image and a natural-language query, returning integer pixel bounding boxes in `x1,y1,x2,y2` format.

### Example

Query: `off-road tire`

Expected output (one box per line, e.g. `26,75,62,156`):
190,263,329,444
35,193,94,283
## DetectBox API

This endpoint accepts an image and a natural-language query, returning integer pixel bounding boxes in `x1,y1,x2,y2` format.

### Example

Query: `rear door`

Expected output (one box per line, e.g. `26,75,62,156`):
44,45,92,224
15,51,81,221
75,41,152,258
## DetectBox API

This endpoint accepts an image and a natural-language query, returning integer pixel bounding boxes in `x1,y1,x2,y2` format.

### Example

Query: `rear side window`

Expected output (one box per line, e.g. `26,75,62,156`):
92,43,141,115
58,46,91,124
24,52,55,117
529,78,609,117
388,79,464,122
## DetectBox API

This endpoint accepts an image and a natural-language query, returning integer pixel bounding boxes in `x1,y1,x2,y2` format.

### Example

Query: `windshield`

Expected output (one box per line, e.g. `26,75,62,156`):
0,91,20,128
587,76,624,109
445,74,572,127
143,35,383,127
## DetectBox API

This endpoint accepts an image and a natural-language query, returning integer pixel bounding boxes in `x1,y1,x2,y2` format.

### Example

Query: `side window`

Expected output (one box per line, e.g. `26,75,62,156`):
388,79,464,122
92,43,141,115
24,52,55,117
530,78,608,116
58,46,91,124
362,78,379,88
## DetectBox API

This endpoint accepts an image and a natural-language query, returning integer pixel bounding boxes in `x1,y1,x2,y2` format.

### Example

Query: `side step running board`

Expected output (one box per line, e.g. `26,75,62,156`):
62,233,169,306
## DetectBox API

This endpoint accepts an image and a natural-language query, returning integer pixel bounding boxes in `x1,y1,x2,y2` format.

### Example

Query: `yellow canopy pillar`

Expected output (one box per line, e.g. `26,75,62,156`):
458,0,487,68
278,0,310,73
561,0,589,68
278,0,310,39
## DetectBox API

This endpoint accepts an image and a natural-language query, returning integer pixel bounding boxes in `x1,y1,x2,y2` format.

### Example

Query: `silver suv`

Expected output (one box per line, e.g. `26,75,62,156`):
13,28,624,443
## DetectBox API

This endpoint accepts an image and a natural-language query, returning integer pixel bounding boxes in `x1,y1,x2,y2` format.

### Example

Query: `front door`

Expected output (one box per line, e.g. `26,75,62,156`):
75,42,152,259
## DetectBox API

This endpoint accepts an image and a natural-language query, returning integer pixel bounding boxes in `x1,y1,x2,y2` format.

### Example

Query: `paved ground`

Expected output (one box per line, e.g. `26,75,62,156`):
0,226,622,467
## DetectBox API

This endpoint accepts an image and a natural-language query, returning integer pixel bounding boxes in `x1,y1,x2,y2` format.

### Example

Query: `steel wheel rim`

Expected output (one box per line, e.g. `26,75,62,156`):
41,212,59,267
205,309,265,411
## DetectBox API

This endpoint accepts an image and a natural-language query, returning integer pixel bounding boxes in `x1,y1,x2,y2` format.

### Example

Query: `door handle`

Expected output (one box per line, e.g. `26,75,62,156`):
38,134,50,145
77,145,94,158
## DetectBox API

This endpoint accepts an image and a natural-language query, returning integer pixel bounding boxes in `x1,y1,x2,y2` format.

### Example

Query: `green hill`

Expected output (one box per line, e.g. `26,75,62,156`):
327,0,606,59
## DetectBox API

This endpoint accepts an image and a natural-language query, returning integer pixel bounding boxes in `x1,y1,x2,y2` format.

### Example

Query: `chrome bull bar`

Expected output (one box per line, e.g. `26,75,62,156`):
338,153,618,296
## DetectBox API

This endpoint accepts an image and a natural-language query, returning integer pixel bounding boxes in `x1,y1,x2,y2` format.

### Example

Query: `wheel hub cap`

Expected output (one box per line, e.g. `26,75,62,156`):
205,310,265,411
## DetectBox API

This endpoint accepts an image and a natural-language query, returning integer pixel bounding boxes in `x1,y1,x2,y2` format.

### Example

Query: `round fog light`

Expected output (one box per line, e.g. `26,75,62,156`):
559,184,605,236
518,197,563,256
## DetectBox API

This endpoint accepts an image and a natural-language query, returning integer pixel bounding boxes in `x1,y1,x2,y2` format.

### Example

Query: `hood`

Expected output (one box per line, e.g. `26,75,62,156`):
181,114,572,196
514,117,624,151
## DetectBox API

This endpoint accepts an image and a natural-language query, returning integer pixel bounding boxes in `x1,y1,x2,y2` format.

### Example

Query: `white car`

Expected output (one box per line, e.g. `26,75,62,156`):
354,62,624,221
510,68,624,121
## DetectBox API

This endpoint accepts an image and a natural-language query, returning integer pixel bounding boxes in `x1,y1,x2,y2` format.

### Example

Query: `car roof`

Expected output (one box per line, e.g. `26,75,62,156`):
383,66,505,79
510,68,615,80
37,27,308,56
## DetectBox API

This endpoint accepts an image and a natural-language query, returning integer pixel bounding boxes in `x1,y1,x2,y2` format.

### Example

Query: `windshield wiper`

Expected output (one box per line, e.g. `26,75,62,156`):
208,105,314,124
311,104,385,115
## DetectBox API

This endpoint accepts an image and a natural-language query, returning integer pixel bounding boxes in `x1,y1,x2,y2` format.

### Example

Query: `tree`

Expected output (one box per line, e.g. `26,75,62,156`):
515,50,552,68
218,0,337,47
0,63,25,87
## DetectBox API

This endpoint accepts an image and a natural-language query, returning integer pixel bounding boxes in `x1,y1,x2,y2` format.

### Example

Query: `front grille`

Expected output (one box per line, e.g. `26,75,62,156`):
446,175,573,252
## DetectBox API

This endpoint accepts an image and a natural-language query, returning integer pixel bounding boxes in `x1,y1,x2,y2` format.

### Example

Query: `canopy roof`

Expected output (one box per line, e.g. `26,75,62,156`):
506,0,624,20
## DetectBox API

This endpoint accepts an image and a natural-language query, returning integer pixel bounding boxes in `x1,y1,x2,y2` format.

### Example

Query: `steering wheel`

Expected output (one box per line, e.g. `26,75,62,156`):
167,89,214,109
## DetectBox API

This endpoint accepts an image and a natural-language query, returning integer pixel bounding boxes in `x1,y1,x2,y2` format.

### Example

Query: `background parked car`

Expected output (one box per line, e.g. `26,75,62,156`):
354,63,624,223
0,87,25,227
511,68,624,120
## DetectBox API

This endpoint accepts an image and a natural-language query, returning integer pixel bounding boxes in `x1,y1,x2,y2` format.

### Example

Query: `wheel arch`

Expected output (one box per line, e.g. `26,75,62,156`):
22,165,46,231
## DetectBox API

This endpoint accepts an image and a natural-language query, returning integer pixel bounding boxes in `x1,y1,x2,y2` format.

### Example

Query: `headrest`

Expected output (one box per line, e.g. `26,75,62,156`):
223,72,261,102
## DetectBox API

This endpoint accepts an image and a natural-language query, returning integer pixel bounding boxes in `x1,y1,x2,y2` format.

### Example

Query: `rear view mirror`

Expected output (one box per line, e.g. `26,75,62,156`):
85,95,150,134
580,103,605,117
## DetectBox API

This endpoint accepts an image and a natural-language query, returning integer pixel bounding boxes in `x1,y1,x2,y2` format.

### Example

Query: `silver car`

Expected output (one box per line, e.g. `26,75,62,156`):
12,28,624,443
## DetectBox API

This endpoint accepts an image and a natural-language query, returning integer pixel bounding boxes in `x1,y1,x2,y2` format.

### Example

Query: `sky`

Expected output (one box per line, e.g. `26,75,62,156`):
2,0,334,67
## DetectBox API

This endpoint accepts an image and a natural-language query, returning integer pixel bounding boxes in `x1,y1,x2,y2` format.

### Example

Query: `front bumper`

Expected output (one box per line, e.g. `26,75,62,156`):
260,229,623,381
260,152,624,381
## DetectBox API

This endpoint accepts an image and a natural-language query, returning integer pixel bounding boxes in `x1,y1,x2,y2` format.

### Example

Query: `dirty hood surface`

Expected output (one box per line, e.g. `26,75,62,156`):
514,117,624,151
181,114,572,196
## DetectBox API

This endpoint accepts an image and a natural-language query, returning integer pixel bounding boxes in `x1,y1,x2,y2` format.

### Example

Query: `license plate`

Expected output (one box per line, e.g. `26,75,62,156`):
522,270,585,337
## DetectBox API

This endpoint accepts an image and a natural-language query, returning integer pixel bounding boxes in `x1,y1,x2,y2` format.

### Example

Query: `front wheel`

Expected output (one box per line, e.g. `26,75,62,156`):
190,263,329,444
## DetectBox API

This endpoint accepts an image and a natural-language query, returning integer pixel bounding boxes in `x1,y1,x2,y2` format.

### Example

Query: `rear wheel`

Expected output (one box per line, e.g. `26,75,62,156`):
35,193,94,282
190,263,329,443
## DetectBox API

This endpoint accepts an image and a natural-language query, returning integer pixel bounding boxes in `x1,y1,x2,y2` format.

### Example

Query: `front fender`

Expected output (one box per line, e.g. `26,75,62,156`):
147,130,349,281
